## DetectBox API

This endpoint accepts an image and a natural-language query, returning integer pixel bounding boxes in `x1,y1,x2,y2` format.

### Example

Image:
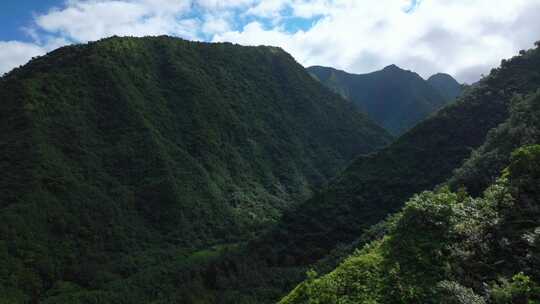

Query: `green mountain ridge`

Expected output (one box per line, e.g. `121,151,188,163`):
0,36,392,303
448,90,540,196
279,89,540,304
427,72,463,101
2,34,540,304
277,43,540,304
259,42,540,268
136,42,540,304
307,65,460,135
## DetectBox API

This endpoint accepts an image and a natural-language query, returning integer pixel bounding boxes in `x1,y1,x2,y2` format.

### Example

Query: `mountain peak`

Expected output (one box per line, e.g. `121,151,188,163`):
308,64,449,135
428,72,456,81
427,72,463,101
382,64,402,71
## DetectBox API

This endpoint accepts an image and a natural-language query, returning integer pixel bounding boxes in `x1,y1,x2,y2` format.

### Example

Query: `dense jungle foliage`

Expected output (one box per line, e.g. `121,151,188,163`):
279,73,540,302
280,143,540,304
307,65,460,135
0,36,392,303
450,90,540,196
1,35,540,304
260,44,540,268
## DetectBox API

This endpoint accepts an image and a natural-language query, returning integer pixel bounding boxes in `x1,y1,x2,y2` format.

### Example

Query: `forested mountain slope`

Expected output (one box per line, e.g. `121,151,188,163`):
307,65,455,135
449,89,540,195
102,54,540,303
0,36,392,303
261,43,540,267
280,89,540,304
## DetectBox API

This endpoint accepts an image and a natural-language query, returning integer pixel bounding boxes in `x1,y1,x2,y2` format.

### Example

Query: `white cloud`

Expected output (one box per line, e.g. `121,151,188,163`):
245,0,287,18
0,36,70,76
35,0,195,42
289,0,333,18
1,0,540,82
0,41,46,76
243,0,333,19
196,0,254,10
202,14,232,34
216,0,540,83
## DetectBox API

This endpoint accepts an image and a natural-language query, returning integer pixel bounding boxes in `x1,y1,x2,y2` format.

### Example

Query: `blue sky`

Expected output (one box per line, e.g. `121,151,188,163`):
0,1,60,41
0,0,325,42
1,0,540,83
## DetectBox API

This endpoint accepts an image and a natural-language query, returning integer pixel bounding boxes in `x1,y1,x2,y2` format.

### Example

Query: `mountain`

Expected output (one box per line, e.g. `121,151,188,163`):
260,43,540,269
427,72,463,101
133,44,538,304
280,88,540,304
281,147,540,304
0,36,392,303
449,89,540,195
307,65,454,135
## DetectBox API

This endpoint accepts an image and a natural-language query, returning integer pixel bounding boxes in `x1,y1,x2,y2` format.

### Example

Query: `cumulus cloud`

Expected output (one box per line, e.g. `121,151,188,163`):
196,0,255,10
216,0,540,83
0,41,46,75
0,36,69,76
1,0,540,82
34,0,195,42
201,14,232,35
245,0,287,18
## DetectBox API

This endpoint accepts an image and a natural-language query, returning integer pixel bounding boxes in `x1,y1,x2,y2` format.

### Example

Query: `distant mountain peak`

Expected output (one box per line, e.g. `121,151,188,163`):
382,64,402,71
428,72,456,81
307,64,450,135
427,73,463,101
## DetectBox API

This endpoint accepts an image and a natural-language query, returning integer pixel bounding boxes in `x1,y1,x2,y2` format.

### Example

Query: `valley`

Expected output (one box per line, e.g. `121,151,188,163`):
0,32,539,304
